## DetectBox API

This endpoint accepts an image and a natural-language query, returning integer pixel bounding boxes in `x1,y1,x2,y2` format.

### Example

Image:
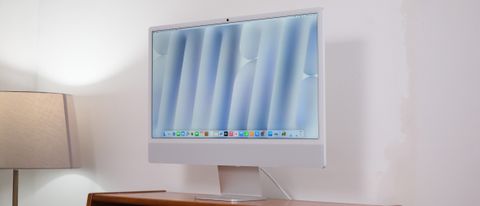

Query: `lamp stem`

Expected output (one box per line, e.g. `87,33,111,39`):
13,169,18,206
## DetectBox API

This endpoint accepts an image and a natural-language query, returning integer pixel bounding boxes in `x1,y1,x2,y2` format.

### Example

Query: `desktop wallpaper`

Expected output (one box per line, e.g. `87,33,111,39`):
152,13,319,139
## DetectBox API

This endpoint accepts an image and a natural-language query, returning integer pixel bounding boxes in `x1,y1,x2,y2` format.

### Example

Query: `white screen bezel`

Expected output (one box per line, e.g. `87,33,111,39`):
148,8,325,167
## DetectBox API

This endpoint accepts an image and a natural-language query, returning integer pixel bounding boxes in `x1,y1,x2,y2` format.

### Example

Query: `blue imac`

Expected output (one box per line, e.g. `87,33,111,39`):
149,8,325,201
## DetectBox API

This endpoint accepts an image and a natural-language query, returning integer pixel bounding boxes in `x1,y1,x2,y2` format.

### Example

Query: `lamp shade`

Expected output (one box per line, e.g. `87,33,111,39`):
0,91,79,169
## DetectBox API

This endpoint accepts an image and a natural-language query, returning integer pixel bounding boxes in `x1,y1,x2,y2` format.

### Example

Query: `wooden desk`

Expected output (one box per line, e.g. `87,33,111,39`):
87,191,392,206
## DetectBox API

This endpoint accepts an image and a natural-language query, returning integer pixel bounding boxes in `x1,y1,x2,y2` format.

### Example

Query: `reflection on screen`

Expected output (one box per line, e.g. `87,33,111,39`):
152,13,319,139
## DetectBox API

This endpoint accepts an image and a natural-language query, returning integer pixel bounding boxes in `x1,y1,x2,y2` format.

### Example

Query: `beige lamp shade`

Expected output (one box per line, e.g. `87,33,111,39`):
0,91,79,169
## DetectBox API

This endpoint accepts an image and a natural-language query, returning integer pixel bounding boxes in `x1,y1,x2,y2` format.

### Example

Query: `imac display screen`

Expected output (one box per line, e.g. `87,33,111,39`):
152,13,320,139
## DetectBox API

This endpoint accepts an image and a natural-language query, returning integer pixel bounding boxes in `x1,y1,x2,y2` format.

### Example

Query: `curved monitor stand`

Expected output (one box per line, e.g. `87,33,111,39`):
195,166,266,202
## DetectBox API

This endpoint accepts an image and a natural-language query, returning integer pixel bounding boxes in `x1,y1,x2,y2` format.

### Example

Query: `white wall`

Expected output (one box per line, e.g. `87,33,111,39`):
405,0,480,205
0,0,38,90
0,0,478,206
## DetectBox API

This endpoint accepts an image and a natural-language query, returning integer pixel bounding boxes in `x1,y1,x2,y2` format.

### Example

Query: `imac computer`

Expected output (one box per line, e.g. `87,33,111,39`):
149,8,325,201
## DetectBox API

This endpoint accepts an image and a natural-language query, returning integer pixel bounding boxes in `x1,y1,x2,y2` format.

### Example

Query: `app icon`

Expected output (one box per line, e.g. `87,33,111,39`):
255,131,260,136
260,130,265,136
204,131,209,136
243,131,248,136
181,131,186,136
239,131,244,136
176,131,180,136
281,131,286,136
195,131,199,136
249,131,254,136
268,131,273,136
228,131,233,136
224,131,228,136
234,131,238,136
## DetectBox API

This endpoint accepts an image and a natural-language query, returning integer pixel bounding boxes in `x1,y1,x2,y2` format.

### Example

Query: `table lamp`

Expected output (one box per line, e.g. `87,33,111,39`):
0,91,79,206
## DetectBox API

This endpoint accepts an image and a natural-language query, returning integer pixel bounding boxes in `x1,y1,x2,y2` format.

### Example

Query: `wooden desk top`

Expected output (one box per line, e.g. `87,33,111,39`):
87,191,389,206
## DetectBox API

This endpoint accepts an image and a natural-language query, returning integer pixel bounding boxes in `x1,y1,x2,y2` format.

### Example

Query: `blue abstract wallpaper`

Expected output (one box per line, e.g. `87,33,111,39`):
152,13,319,139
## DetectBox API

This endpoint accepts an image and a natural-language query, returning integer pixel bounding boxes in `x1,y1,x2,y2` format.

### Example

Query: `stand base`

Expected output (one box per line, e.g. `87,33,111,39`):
195,194,266,202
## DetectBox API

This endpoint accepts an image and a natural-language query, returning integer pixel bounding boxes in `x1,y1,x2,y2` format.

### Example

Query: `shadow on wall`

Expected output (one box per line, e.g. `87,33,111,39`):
260,40,369,202
178,41,369,199
17,169,102,206
0,63,37,91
